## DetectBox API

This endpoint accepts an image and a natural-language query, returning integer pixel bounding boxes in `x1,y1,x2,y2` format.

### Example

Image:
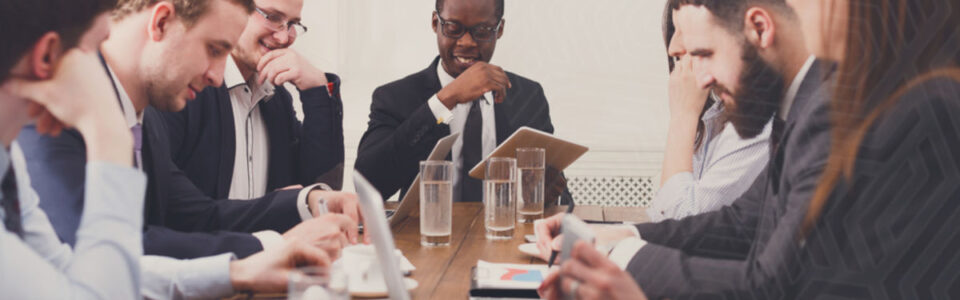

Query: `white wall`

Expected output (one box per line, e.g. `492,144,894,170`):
285,0,672,193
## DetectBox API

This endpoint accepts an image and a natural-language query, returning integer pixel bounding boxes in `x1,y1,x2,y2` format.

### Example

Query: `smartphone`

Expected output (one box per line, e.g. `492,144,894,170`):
560,215,595,263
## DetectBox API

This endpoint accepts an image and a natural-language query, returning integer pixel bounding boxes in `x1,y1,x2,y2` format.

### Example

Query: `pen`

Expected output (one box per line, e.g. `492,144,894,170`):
547,199,575,268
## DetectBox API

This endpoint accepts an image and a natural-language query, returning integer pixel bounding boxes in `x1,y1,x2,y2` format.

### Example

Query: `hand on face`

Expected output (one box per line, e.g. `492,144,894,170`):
229,239,331,293
257,48,327,90
282,213,358,259
538,241,648,300
6,50,128,140
668,56,711,119
436,61,512,109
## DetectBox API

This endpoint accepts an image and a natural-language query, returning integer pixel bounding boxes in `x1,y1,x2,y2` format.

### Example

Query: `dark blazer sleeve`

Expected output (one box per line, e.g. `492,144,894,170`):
624,87,833,299
142,225,261,259
294,73,345,189
145,108,304,234
355,84,451,199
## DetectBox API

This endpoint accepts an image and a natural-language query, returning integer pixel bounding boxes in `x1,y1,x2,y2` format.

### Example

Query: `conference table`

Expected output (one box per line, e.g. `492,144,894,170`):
242,203,648,299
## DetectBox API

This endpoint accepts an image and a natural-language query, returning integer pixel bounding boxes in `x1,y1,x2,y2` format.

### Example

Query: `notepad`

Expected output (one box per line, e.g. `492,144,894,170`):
474,260,549,289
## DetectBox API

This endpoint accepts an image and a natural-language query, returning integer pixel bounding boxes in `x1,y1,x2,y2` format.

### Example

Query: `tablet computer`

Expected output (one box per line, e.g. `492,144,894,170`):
388,133,459,226
467,127,588,179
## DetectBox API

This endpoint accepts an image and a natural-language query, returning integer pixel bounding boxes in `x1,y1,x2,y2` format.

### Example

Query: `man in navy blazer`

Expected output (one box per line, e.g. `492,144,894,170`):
356,0,572,204
17,0,361,260
159,0,345,200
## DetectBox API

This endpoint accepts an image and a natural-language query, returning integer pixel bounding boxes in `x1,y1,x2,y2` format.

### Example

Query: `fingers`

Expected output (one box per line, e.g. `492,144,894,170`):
272,69,298,86
257,49,287,73
290,240,332,268
537,269,562,300
259,64,291,86
324,214,359,244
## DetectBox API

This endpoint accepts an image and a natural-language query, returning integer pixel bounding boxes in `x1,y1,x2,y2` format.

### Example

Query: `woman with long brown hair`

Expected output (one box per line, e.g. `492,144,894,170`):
786,0,960,296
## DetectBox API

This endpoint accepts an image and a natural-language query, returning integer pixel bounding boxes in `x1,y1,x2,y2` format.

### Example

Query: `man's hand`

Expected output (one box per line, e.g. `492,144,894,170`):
257,48,328,90
538,241,648,300
307,190,362,223
282,214,358,258
3,49,132,166
534,213,565,261
668,56,710,119
229,239,331,293
436,62,512,108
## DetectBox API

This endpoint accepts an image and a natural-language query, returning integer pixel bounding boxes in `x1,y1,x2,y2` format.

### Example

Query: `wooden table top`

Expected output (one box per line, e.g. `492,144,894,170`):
241,203,648,300
396,203,648,299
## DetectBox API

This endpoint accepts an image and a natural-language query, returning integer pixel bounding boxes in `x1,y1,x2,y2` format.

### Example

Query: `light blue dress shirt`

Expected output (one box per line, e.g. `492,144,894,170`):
3,143,237,299
1,143,146,299
645,101,773,222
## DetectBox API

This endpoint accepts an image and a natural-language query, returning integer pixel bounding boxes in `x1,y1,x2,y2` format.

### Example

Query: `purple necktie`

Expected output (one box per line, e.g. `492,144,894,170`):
132,124,143,169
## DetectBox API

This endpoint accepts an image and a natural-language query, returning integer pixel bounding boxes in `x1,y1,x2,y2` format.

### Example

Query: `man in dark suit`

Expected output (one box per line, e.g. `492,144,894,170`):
160,0,345,201
17,0,361,259
536,0,834,298
356,0,571,203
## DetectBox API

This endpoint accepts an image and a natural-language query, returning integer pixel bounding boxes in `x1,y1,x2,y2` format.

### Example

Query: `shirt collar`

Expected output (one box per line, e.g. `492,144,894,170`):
780,55,816,120
436,60,492,104
105,64,143,128
225,55,275,102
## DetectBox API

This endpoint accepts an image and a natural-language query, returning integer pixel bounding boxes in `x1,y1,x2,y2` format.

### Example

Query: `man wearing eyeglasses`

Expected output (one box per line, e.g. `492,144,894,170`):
357,0,571,203
158,0,346,206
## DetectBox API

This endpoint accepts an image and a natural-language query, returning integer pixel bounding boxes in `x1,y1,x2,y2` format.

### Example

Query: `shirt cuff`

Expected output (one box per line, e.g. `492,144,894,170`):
428,95,454,124
252,230,284,251
608,237,648,270
141,253,236,300
647,172,695,222
297,183,333,221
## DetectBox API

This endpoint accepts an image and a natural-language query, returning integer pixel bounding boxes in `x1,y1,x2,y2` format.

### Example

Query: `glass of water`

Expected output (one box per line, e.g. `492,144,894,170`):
484,157,517,240
420,160,454,246
516,148,545,223
288,265,349,300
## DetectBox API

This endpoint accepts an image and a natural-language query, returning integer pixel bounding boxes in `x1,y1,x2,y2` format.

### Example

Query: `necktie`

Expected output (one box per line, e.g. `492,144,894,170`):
460,100,483,202
2,165,23,237
132,124,143,169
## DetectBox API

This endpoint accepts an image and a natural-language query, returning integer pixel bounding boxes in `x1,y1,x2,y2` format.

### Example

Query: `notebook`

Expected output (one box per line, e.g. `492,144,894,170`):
469,260,549,298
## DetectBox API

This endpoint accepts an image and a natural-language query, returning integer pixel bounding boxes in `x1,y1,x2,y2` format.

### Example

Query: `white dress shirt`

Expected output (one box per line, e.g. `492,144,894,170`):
219,56,322,248
607,55,819,270
1,143,147,299
223,56,272,201
427,62,497,189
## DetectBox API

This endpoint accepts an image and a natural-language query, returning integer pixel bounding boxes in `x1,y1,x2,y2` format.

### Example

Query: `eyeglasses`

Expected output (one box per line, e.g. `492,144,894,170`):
255,7,308,37
435,11,502,42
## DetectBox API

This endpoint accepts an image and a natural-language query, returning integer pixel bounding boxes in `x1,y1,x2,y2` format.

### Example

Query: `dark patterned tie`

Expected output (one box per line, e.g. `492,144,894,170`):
460,100,483,202
132,124,143,169
2,165,23,237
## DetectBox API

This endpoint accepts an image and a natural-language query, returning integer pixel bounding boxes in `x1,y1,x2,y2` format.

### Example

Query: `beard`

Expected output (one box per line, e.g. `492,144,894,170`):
718,43,786,139
143,69,185,113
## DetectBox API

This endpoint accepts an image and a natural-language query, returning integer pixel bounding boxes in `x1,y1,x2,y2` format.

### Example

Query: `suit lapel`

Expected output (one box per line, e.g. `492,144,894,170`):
769,60,831,195
141,109,168,224
215,85,236,198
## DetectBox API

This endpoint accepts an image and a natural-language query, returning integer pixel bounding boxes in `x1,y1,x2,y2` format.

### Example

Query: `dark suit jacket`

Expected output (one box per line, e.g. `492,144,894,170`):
17,60,304,259
785,75,960,299
356,57,571,203
159,74,345,199
623,60,835,299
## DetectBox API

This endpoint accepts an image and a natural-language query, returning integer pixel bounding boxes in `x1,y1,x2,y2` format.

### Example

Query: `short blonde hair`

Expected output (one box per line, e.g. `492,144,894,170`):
113,0,253,27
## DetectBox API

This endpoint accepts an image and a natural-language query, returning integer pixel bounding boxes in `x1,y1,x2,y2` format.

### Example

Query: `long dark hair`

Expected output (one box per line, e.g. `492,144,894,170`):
662,1,714,150
801,0,960,235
